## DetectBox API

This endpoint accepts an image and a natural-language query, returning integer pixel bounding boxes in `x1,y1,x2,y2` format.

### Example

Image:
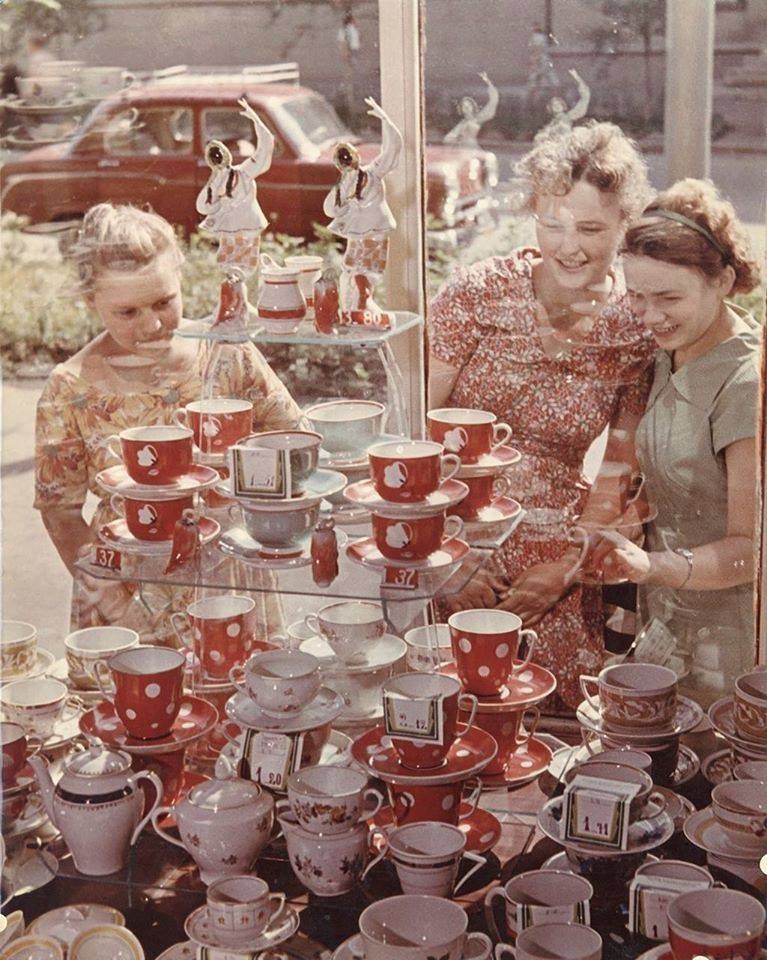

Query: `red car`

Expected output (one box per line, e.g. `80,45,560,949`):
0,73,497,242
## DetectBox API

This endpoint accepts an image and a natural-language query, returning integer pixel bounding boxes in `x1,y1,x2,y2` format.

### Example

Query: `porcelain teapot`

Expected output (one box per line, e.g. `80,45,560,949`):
151,755,274,884
29,738,161,876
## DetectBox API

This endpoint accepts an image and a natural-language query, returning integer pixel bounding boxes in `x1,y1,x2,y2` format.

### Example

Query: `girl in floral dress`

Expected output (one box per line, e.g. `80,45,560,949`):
428,122,656,711
35,203,301,645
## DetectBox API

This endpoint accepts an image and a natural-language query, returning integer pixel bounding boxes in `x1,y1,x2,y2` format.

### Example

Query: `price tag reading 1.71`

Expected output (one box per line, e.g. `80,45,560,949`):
94,546,121,571
563,774,637,850
383,693,443,744
250,731,293,791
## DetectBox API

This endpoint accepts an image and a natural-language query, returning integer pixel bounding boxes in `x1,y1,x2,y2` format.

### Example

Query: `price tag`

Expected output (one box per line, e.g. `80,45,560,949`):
629,876,710,939
245,730,295,790
383,692,443,744
563,774,638,850
383,566,419,590
229,446,291,499
515,901,590,933
632,618,677,666
93,545,121,571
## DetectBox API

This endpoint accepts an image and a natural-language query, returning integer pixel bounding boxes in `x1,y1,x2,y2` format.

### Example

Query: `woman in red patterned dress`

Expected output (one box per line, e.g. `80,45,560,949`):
428,122,656,711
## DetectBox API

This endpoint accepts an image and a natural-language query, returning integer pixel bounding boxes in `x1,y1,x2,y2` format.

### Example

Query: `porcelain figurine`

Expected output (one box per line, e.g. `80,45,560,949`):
535,68,591,142
323,96,402,326
30,739,162,876
443,72,499,149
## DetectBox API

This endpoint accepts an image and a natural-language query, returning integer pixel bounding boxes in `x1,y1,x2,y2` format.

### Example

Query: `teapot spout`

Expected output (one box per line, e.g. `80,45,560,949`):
27,755,57,827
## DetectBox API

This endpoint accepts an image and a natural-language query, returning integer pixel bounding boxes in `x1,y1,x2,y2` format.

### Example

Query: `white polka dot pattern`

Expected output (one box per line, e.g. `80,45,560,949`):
144,683,161,699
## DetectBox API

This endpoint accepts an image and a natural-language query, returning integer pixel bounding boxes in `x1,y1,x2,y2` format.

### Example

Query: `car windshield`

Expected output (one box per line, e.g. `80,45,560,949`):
279,95,353,149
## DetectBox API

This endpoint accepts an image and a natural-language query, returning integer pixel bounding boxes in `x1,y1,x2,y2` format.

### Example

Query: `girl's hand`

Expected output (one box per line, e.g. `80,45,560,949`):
442,567,509,614
599,534,653,584
479,71,492,85
495,558,575,627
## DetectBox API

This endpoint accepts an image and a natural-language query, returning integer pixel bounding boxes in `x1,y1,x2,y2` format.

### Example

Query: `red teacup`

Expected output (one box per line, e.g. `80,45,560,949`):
383,674,477,770
453,474,511,521
427,408,511,464
386,777,481,826
371,512,463,562
171,595,258,679
448,609,538,696
667,889,766,960
368,440,460,503
1,721,41,783
108,425,194,485
111,493,195,541
460,706,540,776
173,399,253,454
96,647,186,739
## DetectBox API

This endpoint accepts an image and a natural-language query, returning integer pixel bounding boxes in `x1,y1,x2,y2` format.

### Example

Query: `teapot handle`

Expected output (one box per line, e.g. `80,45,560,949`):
129,770,163,846
150,804,187,850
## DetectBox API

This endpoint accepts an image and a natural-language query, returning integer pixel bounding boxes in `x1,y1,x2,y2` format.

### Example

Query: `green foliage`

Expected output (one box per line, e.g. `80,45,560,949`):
0,0,105,58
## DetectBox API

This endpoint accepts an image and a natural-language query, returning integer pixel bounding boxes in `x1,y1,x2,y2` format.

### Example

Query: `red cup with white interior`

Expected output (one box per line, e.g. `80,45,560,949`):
371,512,463,562
1,721,42,784
427,408,512,464
448,609,538,697
368,440,460,503
453,474,512,521
95,647,186,739
173,399,253,454
111,493,195,541
461,706,540,776
386,777,481,826
107,425,194,485
171,595,258,680
667,889,766,960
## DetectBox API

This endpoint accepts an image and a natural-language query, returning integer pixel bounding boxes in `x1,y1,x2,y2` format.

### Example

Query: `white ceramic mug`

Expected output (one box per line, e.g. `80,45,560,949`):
495,922,602,960
485,870,593,940
303,600,386,663
229,649,321,716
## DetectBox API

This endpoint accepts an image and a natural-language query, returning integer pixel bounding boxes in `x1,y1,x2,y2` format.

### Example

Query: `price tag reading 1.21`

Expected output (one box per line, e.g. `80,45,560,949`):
563,774,638,850
249,731,294,791
383,693,443,744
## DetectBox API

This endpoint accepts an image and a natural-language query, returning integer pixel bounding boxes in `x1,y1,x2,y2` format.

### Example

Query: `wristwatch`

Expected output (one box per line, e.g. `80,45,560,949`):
673,547,694,588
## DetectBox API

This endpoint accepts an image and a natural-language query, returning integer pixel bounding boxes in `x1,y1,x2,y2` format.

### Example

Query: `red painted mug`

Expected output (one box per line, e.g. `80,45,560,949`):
427,408,512,464
386,777,481,826
171,595,259,680
95,647,186,739
173,399,253,454
111,493,195,541
107,425,194,485
453,474,511,521
368,440,460,503
448,609,538,696
371,512,463,562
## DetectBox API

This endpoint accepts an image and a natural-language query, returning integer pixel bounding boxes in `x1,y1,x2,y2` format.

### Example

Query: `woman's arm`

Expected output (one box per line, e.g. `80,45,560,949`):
428,356,461,409
40,506,93,576
366,97,403,180
236,97,275,178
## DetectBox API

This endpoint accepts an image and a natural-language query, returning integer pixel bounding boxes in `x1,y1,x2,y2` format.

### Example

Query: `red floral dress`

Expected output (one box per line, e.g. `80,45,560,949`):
428,249,655,709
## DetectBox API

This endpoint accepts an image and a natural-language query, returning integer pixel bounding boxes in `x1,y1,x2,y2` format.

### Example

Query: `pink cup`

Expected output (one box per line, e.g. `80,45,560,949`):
107,425,194,485
448,609,537,696
371,512,463,562
427,408,512,464
173,399,253,454
111,493,194,541
171,595,258,679
95,647,186,739
368,440,460,503
453,473,511,521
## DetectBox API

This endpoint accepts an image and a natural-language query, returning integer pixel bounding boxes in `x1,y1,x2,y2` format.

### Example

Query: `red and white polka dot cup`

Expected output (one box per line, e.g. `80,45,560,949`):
371,512,464,562
368,440,461,503
427,408,512,464
171,595,257,680
460,706,540,777
448,609,538,697
110,493,195,541
386,777,481,826
107,425,194,485
95,647,186,739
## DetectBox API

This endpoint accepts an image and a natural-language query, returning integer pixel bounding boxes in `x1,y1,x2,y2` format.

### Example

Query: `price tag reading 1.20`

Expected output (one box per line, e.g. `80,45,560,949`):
563,774,638,850
249,731,294,791
383,693,443,745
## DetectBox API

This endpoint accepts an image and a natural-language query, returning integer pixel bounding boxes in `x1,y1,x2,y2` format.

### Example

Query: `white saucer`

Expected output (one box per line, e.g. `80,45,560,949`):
226,687,344,733
333,933,488,960
298,633,406,671
218,526,348,566
185,903,299,952
28,904,125,947
576,696,704,741
98,516,220,555
347,535,470,571
218,468,346,507
3,795,48,841
343,477,469,516
0,648,57,684
68,924,143,960
684,807,767,859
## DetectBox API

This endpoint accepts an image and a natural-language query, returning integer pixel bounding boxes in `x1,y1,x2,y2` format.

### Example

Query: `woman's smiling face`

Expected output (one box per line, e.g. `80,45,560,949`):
534,180,625,293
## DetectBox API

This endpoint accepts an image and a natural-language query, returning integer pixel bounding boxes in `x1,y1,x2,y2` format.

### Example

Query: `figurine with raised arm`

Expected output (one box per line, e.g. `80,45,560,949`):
444,72,499,149
323,96,403,326
196,96,274,278
535,68,591,142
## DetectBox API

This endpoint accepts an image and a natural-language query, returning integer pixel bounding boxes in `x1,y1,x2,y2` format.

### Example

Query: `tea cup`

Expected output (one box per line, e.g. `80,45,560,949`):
564,760,666,823
206,875,286,946
598,732,680,787
95,647,186,739
233,499,320,556
107,425,193,485
1,721,42,783
0,678,80,738
633,859,718,886
280,764,383,834
364,821,486,897
403,624,454,672
667,888,766,960
171,595,257,679
462,706,539,777
711,780,767,851
231,431,322,495
733,760,767,780
448,609,537,696
79,66,134,97
734,669,767,742
495,922,602,960
590,461,644,516
110,492,195,541
427,408,512,464
371,512,464,562
230,649,320,716
368,440,461,503
579,663,677,730
580,739,653,774
303,399,385,457
453,474,512,521
386,777,481,827
485,870,593,940
359,894,492,960
278,810,372,897
64,626,140,690
1,620,37,678
173,398,253,453
17,75,74,103
303,600,386,664
284,255,324,305
382,673,477,769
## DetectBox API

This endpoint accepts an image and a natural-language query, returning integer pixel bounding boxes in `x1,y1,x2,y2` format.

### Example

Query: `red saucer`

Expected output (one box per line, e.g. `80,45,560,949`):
351,723,497,786
480,737,553,789
455,445,522,478
347,536,470,572
463,497,523,526
95,463,219,499
441,662,557,709
343,478,469,516
80,696,218,755
371,803,502,854
99,516,220,554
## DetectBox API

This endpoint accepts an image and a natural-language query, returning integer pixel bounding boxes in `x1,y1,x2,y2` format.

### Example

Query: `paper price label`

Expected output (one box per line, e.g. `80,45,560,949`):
383,566,419,590
384,693,443,744
563,775,637,850
248,731,294,791
633,617,677,666
515,902,590,933
94,545,121,571
230,446,291,499
629,877,711,939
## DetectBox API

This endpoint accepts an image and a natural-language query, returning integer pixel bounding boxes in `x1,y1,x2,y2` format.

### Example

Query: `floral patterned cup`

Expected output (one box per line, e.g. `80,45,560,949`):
1,621,37,679
278,811,373,897
579,663,677,730
734,669,767,742
206,875,286,945
280,764,383,835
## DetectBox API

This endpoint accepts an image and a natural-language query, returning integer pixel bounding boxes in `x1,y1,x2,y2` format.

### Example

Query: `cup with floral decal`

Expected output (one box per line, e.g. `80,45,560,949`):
64,626,140,690
173,398,253,454
229,649,321,717
107,425,194,484
427,408,512,464
303,600,386,664
368,440,461,503
278,764,383,834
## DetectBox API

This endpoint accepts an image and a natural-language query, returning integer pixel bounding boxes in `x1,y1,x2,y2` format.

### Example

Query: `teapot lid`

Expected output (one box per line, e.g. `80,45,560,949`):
66,738,131,777
187,755,262,810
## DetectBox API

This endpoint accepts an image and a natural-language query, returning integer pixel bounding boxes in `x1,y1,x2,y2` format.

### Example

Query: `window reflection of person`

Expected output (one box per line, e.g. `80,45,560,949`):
598,180,762,707
444,72,499,150
534,69,590,143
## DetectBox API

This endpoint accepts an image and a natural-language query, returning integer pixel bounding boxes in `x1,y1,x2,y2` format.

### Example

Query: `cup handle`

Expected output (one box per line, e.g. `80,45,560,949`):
626,472,645,507
110,493,124,517
580,729,599,756
464,932,493,960
361,828,389,880
458,693,478,736
513,629,537,672
129,770,164,845
647,791,667,817
749,816,767,837
106,434,121,462
516,706,540,748
123,72,136,87
492,474,512,500
268,893,287,924
170,612,190,646
275,798,291,819
483,886,508,944
495,946,516,960
361,787,384,822
227,504,241,526
444,515,464,541
460,777,481,819
93,659,114,700
304,614,321,636
222,721,243,747
25,734,44,758
491,422,512,451
228,665,248,695
440,453,461,483
579,675,601,712
453,850,487,895
62,695,84,720
172,408,188,430
150,805,187,851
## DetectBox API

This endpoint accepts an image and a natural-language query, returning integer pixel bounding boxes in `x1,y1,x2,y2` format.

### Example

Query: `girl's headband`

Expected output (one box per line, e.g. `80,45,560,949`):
645,208,729,261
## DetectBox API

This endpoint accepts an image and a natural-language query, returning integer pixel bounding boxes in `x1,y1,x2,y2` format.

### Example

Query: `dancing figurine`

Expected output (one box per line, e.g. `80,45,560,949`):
323,96,402,326
196,96,274,278
444,72,499,149
534,69,590,142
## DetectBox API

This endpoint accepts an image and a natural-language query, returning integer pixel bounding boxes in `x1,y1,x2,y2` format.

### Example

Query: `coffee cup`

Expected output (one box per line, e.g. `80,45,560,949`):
427,408,512,464
372,512,464,562
734,669,767,742
386,777,481,827
462,706,539,777
564,760,666,822
280,764,383,834
173,399,253,453
284,255,324,305
233,499,320,557
278,810,373,898
711,780,767,851
230,649,320,716
580,739,653,775
107,425,194,485
368,440,461,503
231,431,322,495
448,609,537,696
359,894,492,960
1,722,42,783
64,626,140,690
95,647,186,739
734,760,767,780
0,678,80,738
495,922,602,960
304,399,385,457
172,595,257,679
364,821,487,897
403,624,454,672
579,663,677,730
1,621,37,678
110,493,195,541
303,600,386,664
383,673,477,769
453,474,512,521
16,75,74,103
598,732,680,787
485,870,593,940
206,875,286,946
667,889,766,960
